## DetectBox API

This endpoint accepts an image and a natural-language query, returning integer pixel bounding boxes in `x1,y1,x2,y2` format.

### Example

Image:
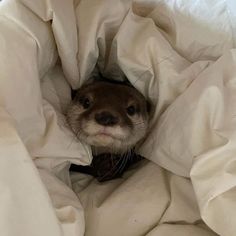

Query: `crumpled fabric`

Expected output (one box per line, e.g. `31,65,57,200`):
0,0,236,235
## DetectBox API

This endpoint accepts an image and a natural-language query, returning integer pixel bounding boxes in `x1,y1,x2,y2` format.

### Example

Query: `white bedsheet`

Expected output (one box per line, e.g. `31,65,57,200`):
0,0,236,235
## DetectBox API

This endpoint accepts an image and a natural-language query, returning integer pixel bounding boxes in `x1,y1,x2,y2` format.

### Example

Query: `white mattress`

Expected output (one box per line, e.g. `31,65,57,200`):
0,0,236,235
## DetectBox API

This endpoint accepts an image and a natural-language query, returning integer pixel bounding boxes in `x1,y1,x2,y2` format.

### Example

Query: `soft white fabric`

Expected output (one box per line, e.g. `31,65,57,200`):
0,0,236,235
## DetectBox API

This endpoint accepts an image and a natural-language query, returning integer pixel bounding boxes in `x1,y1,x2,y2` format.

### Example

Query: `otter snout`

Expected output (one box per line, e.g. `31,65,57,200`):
95,111,119,126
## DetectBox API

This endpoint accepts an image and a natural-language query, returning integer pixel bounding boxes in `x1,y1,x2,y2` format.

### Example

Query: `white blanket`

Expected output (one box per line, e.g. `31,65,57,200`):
0,0,236,235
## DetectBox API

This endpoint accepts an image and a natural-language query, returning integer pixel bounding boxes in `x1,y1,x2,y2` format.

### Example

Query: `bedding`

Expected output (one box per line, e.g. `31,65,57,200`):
0,0,236,235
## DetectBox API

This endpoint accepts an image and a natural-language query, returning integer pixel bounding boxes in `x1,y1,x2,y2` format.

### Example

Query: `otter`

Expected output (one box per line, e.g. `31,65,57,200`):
67,77,151,181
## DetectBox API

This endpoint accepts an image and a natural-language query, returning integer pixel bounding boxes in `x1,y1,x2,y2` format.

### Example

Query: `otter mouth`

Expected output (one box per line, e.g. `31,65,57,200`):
93,131,123,143
81,127,127,148
89,134,117,147
94,131,120,140
83,124,127,141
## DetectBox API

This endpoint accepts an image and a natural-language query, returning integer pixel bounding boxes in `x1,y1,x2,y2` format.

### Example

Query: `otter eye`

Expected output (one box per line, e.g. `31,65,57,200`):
126,105,136,116
79,97,90,109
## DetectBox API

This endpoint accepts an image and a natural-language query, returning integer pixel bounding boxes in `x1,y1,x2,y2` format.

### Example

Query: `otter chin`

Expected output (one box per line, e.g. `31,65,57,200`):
66,79,150,154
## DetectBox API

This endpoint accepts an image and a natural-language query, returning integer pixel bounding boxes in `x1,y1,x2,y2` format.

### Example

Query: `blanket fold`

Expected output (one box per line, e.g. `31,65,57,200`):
1,0,236,235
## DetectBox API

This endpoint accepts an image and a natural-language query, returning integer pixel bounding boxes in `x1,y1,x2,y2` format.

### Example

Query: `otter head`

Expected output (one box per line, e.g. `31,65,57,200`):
66,80,150,154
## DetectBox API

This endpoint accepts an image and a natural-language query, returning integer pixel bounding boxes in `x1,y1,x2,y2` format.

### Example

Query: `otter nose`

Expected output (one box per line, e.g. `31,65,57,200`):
95,111,118,126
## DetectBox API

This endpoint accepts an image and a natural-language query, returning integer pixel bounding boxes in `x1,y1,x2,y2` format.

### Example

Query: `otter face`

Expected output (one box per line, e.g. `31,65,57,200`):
66,81,150,153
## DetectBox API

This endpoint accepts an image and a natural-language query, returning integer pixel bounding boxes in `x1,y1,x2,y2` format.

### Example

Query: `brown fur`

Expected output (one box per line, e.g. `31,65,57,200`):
67,80,150,154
